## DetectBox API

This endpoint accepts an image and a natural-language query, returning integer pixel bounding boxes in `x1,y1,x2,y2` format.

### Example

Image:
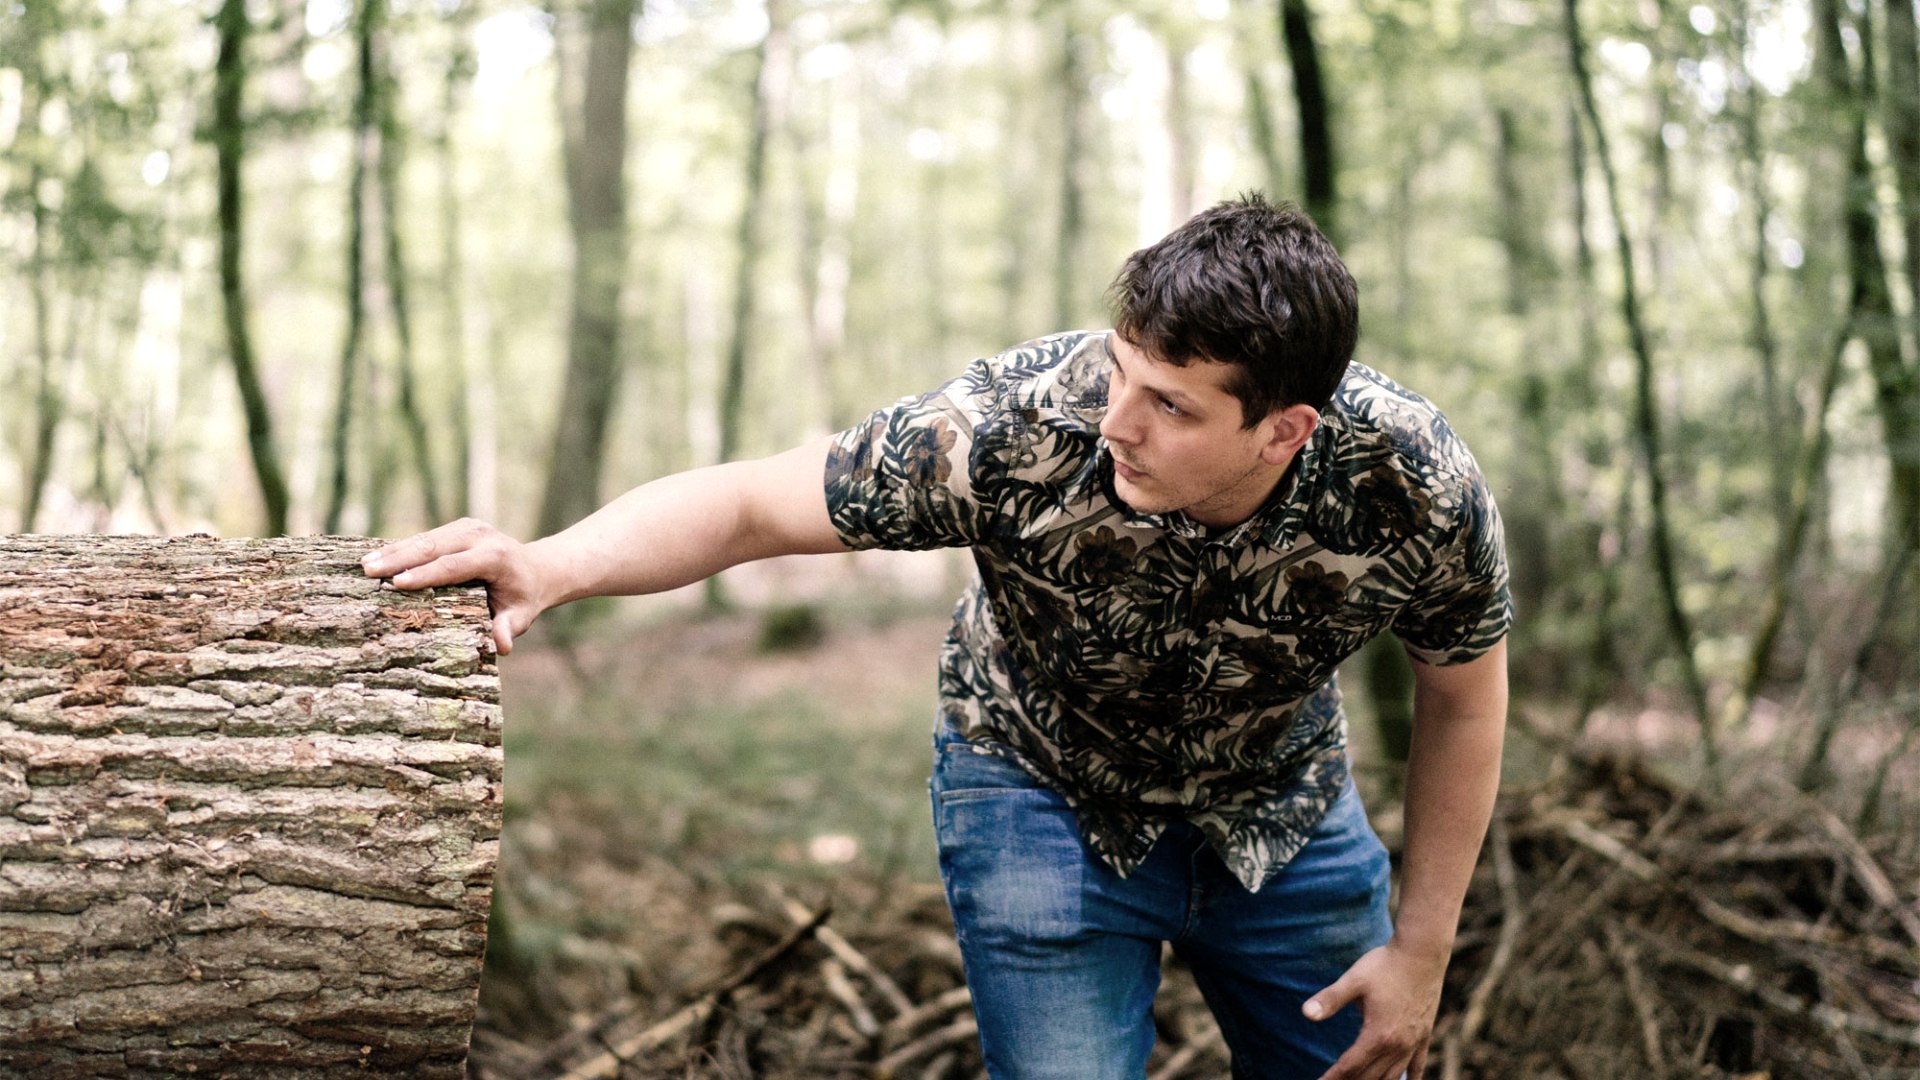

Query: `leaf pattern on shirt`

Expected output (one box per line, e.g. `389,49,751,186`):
826,330,1511,891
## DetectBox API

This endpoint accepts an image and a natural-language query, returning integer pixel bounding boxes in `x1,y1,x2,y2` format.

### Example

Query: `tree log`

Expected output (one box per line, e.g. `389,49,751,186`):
0,535,501,1078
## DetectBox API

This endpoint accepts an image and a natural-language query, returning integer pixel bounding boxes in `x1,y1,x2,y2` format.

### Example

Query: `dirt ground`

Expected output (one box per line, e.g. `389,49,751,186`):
469,580,1920,1080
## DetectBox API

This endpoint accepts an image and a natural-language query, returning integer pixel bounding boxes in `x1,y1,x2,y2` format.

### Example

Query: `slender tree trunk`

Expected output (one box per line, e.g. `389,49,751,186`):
1244,69,1287,199
1493,107,1560,628
439,17,476,518
1725,0,1883,729
1730,2,1787,509
1564,0,1714,762
536,0,636,539
1799,534,1916,790
707,0,789,609
1871,0,1920,543
716,0,788,467
1053,15,1089,331
378,46,445,526
1642,0,1676,291
213,0,290,536
23,154,60,533
1729,315,1855,731
325,0,381,535
1164,38,1195,224
1566,102,1622,731
1279,0,1335,241
793,68,859,434
0,535,499,1078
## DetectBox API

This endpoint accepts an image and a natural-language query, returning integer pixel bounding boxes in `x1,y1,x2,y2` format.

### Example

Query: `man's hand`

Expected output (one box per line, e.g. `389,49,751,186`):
362,518,549,656
1303,937,1447,1080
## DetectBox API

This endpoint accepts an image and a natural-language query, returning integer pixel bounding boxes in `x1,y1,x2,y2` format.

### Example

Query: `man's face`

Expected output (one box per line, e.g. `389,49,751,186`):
1097,332,1311,530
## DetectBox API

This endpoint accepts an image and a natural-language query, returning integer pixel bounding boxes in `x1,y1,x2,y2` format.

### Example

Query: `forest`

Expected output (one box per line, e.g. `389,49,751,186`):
2,0,1918,1075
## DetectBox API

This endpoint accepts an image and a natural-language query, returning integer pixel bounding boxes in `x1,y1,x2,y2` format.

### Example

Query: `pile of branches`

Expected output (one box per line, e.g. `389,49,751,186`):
470,735,1920,1079
1436,723,1920,1079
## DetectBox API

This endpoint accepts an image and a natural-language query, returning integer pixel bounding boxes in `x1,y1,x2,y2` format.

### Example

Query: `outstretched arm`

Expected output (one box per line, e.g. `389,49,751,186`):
1305,637,1509,1080
361,437,850,653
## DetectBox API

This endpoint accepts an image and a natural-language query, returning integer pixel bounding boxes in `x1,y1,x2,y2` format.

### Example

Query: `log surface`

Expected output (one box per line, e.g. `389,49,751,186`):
0,534,502,1078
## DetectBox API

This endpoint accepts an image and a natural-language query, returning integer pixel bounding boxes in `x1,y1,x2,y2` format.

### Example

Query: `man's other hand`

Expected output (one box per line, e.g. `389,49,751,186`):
361,519,548,655
1303,937,1445,1080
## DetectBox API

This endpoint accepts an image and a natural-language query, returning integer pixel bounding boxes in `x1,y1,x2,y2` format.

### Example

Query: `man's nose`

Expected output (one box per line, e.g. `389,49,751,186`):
1100,387,1140,446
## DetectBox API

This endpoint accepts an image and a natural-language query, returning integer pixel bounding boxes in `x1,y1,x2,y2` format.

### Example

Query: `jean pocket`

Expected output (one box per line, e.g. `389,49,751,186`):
934,740,1048,805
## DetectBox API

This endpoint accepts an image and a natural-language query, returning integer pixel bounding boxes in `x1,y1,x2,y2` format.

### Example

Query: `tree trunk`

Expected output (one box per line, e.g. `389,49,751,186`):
1564,0,1714,763
1053,15,1089,332
716,0,789,467
1729,1,1787,508
0,535,500,1078
439,14,477,519
536,0,636,540
213,0,291,537
1724,0,1879,730
1244,68,1287,200
707,0,789,611
793,66,859,434
1492,106,1560,631
325,0,381,536
1279,0,1335,241
23,152,61,534
377,40,445,528
1868,0,1920,543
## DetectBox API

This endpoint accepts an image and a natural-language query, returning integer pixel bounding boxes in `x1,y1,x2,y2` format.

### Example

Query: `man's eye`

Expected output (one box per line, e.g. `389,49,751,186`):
1159,398,1183,417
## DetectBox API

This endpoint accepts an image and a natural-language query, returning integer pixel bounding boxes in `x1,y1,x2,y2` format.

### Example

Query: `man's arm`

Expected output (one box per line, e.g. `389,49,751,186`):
1305,637,1508,1080
361,437,850,653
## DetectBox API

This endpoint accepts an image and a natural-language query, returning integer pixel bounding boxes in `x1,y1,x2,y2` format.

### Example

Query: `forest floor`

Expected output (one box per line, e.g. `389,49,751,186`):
467,565,1920,1080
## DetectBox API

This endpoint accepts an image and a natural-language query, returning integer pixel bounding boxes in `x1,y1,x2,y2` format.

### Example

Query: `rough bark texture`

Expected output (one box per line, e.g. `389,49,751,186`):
0,535,501,1078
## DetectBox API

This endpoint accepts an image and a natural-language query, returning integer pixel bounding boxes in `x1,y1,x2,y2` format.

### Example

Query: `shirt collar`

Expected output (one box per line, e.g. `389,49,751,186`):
1090,425,1327,551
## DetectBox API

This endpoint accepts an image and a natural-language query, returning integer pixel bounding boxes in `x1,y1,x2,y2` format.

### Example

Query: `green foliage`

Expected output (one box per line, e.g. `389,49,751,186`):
1,0,1915,728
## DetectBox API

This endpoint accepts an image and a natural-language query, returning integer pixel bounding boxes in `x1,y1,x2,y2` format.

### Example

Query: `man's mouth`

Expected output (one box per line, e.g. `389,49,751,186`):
1114,457,1146,481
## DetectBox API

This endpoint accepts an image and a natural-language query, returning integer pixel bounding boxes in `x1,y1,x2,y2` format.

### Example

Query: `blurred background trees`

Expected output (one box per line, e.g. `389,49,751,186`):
1,0,1915,793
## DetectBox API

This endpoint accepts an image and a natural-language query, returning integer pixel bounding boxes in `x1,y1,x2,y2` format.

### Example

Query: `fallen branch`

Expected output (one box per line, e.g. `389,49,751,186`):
822,958,881,1040
870,1016,979,1079
556,904,833,1080
1600,923,1665,1073
1632,928,1920,1049
882,985,973,1049
1444,817,1524,1080
1806,800,1920,952
782,895,917,1018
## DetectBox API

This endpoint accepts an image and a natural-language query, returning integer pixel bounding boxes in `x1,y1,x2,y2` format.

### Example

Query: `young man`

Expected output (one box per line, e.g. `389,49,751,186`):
364,195,1509,1080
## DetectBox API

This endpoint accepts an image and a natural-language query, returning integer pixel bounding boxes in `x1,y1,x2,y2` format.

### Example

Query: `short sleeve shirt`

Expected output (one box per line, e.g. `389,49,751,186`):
824,330,1511,891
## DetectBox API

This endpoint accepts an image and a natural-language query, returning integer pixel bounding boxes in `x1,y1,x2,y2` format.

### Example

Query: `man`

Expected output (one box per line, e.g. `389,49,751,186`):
363,195,1509,1080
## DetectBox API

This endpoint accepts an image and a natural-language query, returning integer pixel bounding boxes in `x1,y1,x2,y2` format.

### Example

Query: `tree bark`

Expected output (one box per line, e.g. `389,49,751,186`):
1279,0,1335,241
377,38,445,528
1723,0,1879,731
1564,0,1714,762
536,0,636,540
438,14,478,520
0,535,500,1078
1052,15,1089,332
324,0,381,536
716,0,790,467
213,0,291,537
1729,1,1787,508
1866,0,1920,543
792,66,859,434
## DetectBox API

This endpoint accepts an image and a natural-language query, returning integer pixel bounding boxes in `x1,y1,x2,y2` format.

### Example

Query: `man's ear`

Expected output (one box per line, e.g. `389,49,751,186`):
1258,404,1320,466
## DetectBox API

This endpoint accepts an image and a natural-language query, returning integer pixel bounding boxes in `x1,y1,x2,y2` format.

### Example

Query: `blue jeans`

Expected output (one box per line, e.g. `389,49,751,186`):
931,726,1393,1079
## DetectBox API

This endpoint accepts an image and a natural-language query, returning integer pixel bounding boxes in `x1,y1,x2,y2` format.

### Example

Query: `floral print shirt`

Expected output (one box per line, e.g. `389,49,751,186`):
824,330,1511,891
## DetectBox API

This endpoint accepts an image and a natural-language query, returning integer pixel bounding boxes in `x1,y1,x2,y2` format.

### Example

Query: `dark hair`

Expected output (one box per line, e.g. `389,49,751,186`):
1107,192,1358,425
